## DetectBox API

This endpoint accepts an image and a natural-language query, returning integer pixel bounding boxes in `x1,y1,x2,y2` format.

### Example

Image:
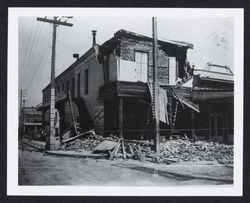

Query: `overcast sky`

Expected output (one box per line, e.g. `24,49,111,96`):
18,17,234,106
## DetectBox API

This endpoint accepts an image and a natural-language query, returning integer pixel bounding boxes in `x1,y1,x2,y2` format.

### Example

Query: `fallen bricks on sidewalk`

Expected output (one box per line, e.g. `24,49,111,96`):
59,132,234,165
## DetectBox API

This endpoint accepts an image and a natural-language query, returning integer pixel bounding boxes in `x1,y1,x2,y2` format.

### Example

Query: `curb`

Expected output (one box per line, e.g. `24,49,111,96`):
19,139,46,150
44,150,108,159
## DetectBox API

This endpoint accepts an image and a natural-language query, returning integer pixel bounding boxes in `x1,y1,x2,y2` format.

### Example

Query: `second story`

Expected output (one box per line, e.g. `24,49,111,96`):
42,29,193,105
97,29,193,86
42,46,104,106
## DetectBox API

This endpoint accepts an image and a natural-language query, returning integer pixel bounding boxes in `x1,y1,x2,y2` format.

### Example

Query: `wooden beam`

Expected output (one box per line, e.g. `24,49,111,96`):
118,98,124,139
191,110,196,138
208,104,211,141
37,17,73,27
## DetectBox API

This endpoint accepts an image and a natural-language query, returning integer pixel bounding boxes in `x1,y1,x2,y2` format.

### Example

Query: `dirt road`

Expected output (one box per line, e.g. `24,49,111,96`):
19,143,233,186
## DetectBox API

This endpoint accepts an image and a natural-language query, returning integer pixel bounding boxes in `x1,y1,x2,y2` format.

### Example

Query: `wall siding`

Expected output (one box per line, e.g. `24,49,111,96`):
42,49,105,132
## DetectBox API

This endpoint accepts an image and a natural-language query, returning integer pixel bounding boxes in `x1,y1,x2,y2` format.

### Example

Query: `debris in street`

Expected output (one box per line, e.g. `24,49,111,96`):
93,140,118,152
59,132,233,165
61,128,71,141
59,133,118,151
157,138,234,164
61,130,95,144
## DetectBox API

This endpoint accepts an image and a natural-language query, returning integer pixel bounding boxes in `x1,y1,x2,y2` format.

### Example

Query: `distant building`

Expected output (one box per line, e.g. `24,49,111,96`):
21,107,42,136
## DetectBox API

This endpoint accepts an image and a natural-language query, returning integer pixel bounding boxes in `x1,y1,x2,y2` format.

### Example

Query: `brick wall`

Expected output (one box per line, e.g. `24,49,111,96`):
120,38,169,85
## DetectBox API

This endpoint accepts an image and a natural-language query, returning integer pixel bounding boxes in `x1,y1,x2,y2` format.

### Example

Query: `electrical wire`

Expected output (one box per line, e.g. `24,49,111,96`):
19,20,36,81
23,23,44,80
20,22,43,82
25,31,51,89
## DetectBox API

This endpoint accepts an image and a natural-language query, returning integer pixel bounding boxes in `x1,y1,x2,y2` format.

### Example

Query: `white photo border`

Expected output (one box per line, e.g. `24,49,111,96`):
7,7,244,196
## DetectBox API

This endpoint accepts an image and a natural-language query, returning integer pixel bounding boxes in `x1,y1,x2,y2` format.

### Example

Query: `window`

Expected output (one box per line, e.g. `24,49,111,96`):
66,80,69,95
84,69,89,95
135,51,148,82
57,86,60,94
72,77,75,98
77,72,81,97
61,83,64,91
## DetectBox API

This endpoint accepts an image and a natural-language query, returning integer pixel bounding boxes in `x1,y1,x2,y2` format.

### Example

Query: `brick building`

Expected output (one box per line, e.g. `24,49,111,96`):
39,29,234,143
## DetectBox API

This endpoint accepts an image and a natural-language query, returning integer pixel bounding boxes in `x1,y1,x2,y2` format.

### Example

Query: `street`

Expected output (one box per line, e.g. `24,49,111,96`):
19,143,233,186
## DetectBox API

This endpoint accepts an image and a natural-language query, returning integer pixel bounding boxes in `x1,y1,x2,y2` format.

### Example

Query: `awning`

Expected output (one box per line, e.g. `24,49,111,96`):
192,91,233,102
174,92,200,113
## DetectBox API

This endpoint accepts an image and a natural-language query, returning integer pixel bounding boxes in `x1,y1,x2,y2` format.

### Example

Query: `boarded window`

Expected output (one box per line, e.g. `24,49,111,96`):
84,69,89,95
135,51,148,82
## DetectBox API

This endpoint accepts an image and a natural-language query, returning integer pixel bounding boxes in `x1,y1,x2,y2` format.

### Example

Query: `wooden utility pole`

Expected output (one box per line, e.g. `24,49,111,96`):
19,89,27,140
37,17,73,150
19,89,23,140
152,17,160,154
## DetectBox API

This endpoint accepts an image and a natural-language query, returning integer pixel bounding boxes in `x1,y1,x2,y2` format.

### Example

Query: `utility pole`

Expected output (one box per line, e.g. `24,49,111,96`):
19,89,27,140
37,16,73,150
152,17,160,154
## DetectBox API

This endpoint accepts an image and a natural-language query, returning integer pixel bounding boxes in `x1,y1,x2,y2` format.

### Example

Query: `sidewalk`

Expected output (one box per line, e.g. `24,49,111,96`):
19,140,107,158
19,139,46,150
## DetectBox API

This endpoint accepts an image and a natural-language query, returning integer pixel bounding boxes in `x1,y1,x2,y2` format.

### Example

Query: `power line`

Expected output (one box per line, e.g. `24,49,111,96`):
20,20,36,78
25,42,50,89
23,23,44,79
20,22,40,82
24,26,51,89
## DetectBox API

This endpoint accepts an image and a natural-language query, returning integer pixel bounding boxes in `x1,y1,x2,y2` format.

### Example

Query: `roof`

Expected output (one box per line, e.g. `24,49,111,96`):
114,29,193,49
194,69,234,83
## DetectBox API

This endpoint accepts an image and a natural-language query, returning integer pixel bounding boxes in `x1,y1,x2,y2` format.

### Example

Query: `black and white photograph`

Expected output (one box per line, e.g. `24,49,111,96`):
7,8,243,196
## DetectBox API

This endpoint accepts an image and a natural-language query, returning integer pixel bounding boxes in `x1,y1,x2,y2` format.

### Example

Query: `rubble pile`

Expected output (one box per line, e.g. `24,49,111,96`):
60,133,233,164
60,134,118,151
158,139,234,164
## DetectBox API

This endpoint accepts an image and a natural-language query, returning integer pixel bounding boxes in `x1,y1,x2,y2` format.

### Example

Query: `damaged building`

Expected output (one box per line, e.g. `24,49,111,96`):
38,29,234,143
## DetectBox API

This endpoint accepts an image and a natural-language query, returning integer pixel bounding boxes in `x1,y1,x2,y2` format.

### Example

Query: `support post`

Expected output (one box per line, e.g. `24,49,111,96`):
208,104,211,141
19,90,23,140
152,17,160,154
34,125,37,138
118,98,123,139
191,110,196,139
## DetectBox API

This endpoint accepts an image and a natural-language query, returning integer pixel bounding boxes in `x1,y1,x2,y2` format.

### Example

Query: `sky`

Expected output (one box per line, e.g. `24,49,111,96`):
18,17,234,106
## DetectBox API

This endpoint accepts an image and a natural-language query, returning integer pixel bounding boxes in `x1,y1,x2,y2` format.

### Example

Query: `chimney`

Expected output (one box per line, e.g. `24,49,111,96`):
73,53,79,60
92,30,97,46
